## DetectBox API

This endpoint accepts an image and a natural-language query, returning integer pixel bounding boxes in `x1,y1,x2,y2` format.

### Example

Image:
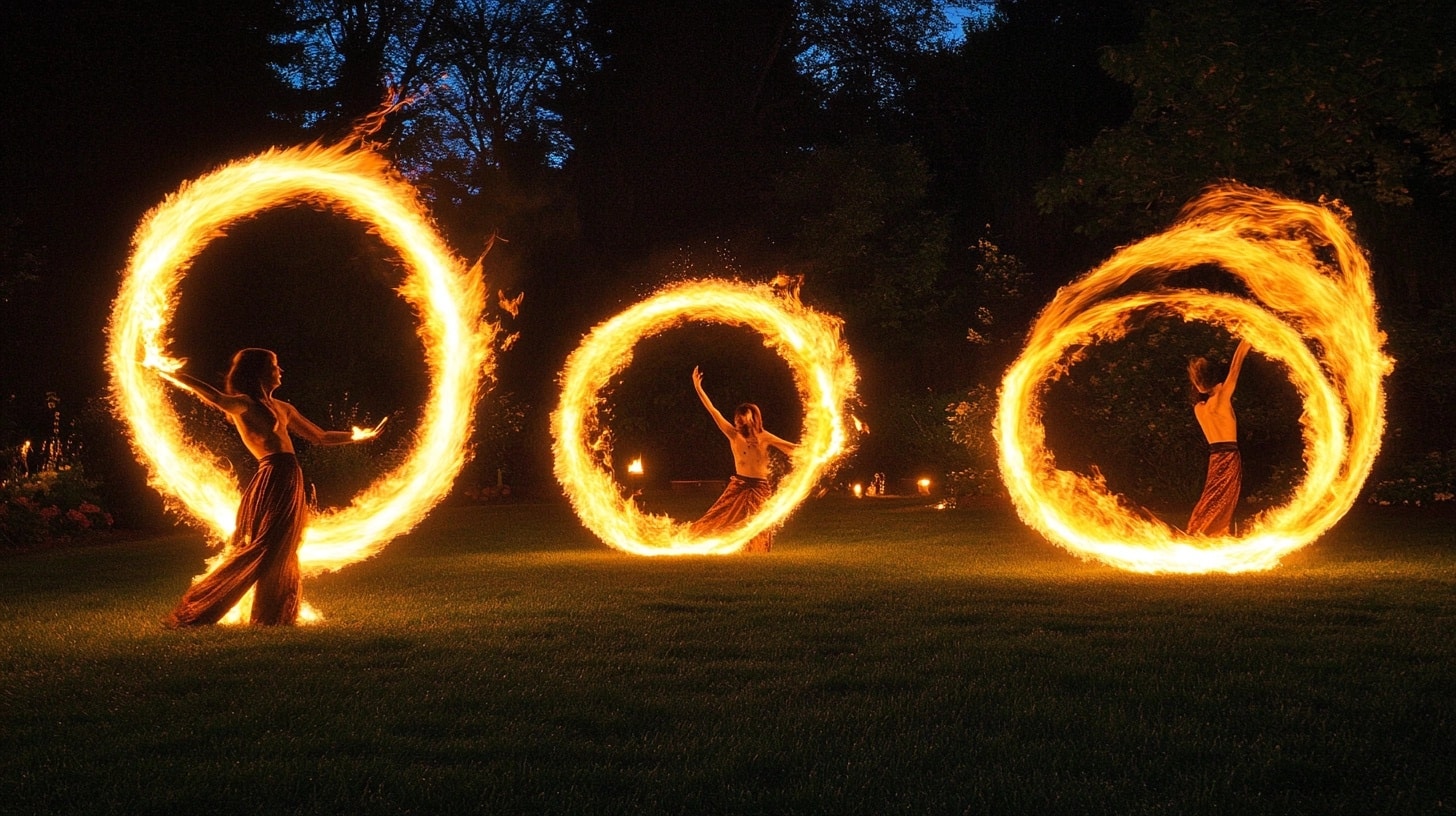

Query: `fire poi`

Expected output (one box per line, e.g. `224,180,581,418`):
552,279,858,555
108,142,493,620
996,183,1391,573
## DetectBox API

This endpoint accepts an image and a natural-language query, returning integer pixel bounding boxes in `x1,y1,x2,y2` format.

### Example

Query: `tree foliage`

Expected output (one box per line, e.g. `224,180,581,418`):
1038,0,1456,236
275,0,591,187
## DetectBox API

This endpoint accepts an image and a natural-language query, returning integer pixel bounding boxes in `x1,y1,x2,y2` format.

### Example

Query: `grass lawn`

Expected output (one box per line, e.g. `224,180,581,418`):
2,495,1454,815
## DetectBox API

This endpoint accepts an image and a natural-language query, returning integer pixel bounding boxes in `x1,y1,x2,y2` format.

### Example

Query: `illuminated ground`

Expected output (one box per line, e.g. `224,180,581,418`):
2,497,1453,814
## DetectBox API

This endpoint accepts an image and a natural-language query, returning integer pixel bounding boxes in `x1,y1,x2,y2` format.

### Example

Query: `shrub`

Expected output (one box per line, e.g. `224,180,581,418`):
1367,450,1456,506
1,465,114,549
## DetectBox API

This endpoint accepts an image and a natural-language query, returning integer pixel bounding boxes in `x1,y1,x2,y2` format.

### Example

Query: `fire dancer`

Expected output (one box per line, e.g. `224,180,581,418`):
689,366,798,552
1186,339,1253,536
157,348,382,626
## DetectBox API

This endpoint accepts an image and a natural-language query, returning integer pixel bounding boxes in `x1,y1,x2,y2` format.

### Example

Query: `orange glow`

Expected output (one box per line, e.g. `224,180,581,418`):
996,184,1390,573
627,457,644,475
108,142,494,618
917,478,932,495
852,483,864,498
552,279,858,555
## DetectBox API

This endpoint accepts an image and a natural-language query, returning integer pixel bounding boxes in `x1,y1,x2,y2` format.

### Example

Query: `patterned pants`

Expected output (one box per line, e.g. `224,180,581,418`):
690,474,775,552
1187,442,1241,536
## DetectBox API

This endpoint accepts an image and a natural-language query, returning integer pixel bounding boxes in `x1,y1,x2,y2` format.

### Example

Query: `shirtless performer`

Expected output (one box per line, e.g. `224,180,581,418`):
1186,339,1252,536
157,348,383,626
688,366,798,552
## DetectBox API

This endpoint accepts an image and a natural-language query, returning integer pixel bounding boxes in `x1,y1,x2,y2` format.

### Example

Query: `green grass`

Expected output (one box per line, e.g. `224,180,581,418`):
3,497,1454,815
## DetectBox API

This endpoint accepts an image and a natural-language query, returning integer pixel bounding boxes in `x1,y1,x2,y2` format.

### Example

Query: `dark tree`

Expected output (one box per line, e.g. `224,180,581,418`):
1037,0,1456,242
0,1,300,402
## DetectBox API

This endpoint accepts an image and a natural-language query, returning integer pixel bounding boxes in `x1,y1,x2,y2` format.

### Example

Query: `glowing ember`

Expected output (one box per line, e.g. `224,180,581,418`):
108,142,493,616
996,184,1390,573
552,279,858,555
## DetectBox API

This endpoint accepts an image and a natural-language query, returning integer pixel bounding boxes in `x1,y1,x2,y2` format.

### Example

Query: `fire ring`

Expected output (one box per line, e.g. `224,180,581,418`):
108,143,491,577
995,184,1390,573
552,279,858,555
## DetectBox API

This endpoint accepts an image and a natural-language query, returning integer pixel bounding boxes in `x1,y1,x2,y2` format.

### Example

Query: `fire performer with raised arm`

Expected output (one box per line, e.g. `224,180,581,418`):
1186,339,1253,536
158,348,383,626
689,366,798,552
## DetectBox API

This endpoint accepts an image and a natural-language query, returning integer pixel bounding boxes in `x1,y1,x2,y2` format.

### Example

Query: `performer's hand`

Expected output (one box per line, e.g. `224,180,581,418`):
144,354,186,374
351,416,388,441
692,366,703,389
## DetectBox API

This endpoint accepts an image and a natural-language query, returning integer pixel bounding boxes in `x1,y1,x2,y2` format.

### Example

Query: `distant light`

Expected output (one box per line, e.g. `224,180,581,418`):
852,483,863,498
917,478,931,495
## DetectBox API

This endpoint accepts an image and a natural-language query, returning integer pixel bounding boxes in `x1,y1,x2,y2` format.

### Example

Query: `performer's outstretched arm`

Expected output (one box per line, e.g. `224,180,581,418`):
157,369,243,415
763,431,798,457
276,401,384,446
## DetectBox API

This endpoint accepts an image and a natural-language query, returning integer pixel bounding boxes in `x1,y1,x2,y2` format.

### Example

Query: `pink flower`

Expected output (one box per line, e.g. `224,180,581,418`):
66,509,91,528
39,505,60,520
79,502,101,514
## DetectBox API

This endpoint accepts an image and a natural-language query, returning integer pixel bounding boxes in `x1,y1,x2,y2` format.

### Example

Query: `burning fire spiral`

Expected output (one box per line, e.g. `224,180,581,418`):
996,184,1391,573
108,143,493,612
553,280,858,555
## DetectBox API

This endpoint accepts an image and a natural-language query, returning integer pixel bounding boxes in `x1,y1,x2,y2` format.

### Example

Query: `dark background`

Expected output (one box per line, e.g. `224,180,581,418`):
3,0,1454,522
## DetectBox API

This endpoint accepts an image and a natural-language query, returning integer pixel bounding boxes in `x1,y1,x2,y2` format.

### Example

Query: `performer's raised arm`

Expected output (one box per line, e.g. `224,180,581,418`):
692,366,735,437
1220,339,1253,401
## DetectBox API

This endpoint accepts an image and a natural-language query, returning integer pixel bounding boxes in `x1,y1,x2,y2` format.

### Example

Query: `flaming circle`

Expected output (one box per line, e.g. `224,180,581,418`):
553,279,858,555
108,143,492,606
996,184,1391,573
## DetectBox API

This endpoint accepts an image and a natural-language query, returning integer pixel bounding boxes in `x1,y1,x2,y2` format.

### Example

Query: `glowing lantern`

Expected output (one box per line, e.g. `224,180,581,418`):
917,478,932,496
996,184,1390,573
552,279,858,555
108,142,493,618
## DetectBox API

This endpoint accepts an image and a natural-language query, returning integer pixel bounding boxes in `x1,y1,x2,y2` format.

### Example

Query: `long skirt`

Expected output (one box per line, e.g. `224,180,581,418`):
690,474,775,552
166,452,307,626
1187,442,1242,536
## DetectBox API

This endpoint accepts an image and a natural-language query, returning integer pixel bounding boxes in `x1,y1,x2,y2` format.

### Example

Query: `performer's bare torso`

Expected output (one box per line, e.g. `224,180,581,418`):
231,397,297,459
1193,386,1238,444
728,433,774,480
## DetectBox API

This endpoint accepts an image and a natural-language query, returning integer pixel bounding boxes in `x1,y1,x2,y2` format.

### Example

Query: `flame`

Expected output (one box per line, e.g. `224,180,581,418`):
996,184,1390,573
626,457,644,475
108,142,494,615
552,279,858,555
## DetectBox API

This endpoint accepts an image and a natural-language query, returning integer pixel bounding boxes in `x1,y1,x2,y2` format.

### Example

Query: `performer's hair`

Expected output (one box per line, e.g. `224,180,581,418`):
1187,356,1216,403
226,348,277,402
733,403,763,437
